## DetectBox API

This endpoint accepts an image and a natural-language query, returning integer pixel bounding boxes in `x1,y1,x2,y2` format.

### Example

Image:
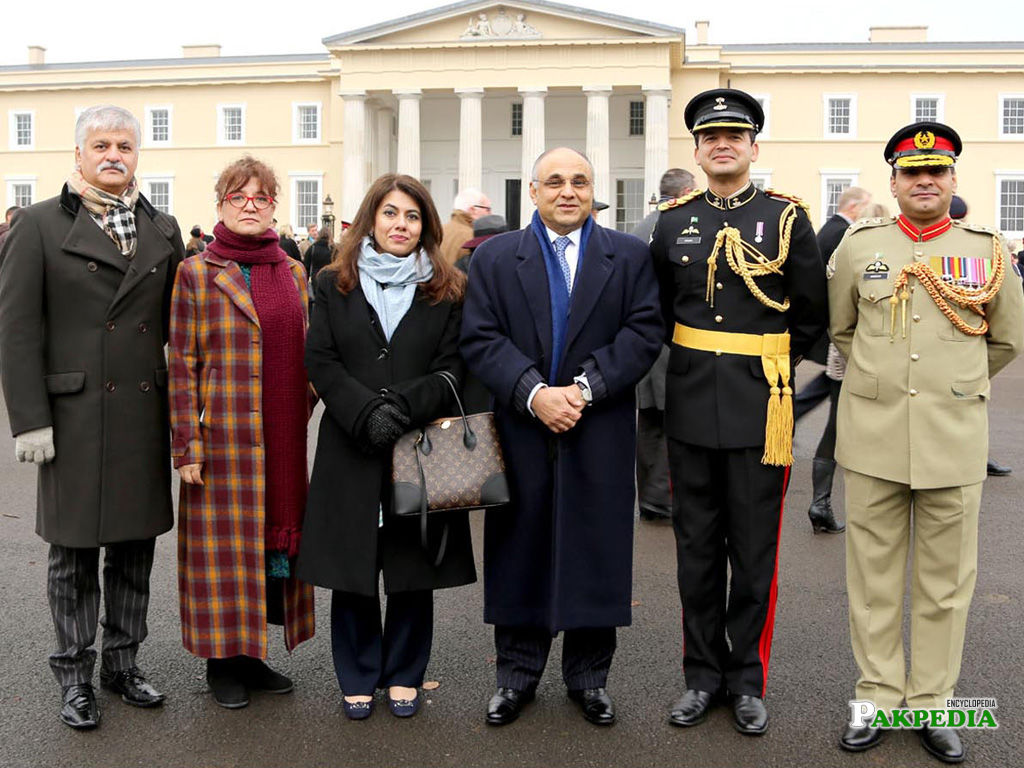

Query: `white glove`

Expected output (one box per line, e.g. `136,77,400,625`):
15,426,55,464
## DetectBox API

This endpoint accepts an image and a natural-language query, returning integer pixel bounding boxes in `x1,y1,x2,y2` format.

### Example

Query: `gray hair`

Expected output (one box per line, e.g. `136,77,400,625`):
660,168,696,198
75,105,141,148
453,187,486,213
530,147,594,186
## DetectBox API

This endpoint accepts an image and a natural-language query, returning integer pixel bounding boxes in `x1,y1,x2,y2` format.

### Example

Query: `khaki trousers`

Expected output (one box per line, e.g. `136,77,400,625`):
844,470,982,710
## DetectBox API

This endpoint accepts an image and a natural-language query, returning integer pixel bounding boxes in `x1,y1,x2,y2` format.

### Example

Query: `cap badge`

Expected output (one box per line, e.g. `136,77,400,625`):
713,97,728,111
914,131,936,150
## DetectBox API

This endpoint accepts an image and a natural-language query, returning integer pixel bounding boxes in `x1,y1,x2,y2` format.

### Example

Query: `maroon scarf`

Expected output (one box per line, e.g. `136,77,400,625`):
208,223,307,557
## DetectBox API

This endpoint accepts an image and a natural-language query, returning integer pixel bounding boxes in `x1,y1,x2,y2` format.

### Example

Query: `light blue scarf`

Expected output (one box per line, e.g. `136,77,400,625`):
357,235,434,341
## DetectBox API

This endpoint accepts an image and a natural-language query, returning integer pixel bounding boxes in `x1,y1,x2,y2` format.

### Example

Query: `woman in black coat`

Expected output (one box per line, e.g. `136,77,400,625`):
297,174,474,721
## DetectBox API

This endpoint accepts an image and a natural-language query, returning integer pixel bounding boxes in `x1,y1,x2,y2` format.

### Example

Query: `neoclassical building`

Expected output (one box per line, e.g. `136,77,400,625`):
2,0,1023,240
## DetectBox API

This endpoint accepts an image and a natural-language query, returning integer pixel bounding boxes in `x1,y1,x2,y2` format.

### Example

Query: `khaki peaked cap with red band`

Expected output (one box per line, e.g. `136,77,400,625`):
684,88,764,135
884,121,962,168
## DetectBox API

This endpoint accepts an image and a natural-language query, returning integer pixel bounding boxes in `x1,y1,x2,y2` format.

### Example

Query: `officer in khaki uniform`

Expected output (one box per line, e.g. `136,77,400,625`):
829,122,1024,763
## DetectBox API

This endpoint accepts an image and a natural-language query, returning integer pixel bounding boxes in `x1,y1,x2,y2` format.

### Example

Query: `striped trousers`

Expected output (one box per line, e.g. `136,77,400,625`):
494,625,616,691
47,539,156,688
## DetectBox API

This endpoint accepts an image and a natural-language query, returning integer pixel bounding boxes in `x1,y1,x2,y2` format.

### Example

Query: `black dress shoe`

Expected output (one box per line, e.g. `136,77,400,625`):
234,656,293,694
100,667,165,708
920,727,965,763
668,689,714,727
60,683,99,729
567,687,615,726
840,723,884,752
639,506,672,522
731,695,768,735
987,459,1012,476
486,687,535,726
206,658,249,709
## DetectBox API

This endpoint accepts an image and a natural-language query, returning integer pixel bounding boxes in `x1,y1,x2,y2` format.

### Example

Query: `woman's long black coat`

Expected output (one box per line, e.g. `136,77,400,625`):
296,269,476,596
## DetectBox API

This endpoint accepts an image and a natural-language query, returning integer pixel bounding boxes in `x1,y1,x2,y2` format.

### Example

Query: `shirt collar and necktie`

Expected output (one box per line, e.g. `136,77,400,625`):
545,225,582,292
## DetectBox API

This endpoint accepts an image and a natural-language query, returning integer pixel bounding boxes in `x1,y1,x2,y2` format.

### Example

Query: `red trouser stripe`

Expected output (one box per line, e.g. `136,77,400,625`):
756,465,790,697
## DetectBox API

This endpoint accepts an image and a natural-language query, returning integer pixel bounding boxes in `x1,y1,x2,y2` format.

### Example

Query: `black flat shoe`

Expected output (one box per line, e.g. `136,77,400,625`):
343,697,374,721
100,667,165,708
60,683,99,729
987,459,1012,476
486,687,535,726
731,694,768,735
567,687,615,726
668,689,714,727
840,723,884,752
206,658,249,709
235,656,293,694
920,727,965,763
387,691,420,718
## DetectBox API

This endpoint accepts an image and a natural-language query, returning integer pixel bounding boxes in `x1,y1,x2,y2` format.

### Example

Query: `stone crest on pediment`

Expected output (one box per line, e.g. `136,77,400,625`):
460,8,542,40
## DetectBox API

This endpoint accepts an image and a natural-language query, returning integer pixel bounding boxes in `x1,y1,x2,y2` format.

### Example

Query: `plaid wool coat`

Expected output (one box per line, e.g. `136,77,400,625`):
168,250,315,658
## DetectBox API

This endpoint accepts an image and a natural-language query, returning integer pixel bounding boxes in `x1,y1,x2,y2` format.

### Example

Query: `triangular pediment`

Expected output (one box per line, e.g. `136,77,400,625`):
323,1,683,47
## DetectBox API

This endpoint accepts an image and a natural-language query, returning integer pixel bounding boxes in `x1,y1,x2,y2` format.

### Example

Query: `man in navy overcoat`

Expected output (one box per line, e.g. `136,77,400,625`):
461,147,662,727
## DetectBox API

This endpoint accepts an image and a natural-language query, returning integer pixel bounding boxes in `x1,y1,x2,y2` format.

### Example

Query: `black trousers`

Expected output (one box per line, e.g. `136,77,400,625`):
47,539,156,688
667,440,789,698
636,407,672,516
793,371,832,422
494,625,616,691
330,589,433,696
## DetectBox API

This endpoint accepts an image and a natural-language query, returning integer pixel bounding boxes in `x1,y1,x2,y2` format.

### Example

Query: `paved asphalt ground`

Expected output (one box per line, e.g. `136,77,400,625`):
1,359,1023,768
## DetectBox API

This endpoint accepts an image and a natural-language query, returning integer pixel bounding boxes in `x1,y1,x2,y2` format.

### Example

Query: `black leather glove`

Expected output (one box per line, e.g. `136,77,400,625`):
363,401,410,450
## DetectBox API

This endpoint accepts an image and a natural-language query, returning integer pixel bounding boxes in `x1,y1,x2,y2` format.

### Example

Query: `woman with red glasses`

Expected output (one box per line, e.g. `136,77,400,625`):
168,155,315,709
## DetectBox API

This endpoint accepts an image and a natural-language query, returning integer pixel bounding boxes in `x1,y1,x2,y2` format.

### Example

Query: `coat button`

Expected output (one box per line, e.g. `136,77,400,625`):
869,293,876,301
716,282,724,290
681,256,690,263
714,315,723,323
138,322,149,333
105,380,116,392
139,381,151,392
913,314,921,322
379,388,388,396
105,321,116,332
911,353,920,361
910,388,919,396
87,262,98,272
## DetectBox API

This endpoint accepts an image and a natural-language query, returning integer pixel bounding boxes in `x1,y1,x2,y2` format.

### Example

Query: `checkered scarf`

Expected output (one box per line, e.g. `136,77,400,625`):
67,169,140,257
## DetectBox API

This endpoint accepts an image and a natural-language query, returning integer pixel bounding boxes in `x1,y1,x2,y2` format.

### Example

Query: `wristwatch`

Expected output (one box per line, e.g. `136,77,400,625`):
573,373,593,405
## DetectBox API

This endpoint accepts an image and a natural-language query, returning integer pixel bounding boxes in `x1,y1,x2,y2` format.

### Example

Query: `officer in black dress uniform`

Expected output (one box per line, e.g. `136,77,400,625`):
651,88,828,734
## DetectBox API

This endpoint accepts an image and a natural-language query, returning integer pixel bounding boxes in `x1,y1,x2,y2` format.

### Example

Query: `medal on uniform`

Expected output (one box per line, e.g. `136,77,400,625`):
931,256,993,289
754,221,764,244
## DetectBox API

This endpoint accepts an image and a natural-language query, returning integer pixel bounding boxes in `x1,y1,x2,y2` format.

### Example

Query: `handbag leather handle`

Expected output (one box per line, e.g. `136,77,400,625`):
435,370,476,450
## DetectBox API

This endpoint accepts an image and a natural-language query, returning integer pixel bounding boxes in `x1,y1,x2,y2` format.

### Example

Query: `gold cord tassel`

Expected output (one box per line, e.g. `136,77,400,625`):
889,294,899,342
899,287,909,338
760,336,794,467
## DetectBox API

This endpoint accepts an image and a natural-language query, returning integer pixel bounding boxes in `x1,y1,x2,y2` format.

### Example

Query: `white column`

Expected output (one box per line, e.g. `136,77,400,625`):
643,86,671,206
364,103,377,184
519,87,547,227
375,107,393,177
584,85,612,227
456,88,484,193
395,89,422,179
340,90,367,222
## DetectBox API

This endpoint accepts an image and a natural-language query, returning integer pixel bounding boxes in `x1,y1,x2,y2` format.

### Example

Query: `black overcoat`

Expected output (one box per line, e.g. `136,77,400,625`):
805,213,852,363
460,224,663,631
0,185,183,547
296,270,476,596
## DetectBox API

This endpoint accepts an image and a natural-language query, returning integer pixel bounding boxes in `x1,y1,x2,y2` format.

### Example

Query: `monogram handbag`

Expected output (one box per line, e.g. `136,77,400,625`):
391,371,510,565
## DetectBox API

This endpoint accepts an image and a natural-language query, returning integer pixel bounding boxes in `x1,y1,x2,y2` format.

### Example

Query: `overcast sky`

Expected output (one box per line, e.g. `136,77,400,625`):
0,0,1018,67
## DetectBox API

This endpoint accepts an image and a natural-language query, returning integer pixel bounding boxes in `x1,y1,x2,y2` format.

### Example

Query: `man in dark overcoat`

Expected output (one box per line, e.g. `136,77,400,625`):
0,105,183,729
461,147,662,727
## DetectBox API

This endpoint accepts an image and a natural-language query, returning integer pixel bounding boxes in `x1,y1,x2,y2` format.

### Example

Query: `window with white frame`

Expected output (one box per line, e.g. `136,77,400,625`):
749,170,773,191
6,177,36,208
615,178,644,232
819,171,859,225
142,177,173,215
752,95,770,140
823,95,856,138
511,103,523,137
293,102,321,143
146,106,172,146
290,175,322,232
217,104,245,145
629,101,645,137
1000,95,1024,137
9,110,34,150
997,175,1024,236
911,94,944,123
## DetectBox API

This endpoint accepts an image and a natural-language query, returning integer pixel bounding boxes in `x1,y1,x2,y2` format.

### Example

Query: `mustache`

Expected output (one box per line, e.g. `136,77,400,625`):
97,161,128,174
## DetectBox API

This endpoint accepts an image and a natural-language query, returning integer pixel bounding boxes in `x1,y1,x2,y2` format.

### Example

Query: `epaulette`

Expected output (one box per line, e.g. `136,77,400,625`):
764,188,810,212
658,189,703,211
951,219,998,236
847,216,896,235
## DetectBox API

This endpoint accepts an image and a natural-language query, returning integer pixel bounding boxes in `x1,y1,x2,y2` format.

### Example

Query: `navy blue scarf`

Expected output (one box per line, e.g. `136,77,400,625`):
530,210,594,382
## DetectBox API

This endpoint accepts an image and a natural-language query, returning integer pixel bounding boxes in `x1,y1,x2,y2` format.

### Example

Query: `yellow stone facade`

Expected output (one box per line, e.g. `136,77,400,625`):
2,1,1022,240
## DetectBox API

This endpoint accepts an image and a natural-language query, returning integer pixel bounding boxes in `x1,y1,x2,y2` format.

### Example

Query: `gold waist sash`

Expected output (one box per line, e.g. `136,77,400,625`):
672,323,793,467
